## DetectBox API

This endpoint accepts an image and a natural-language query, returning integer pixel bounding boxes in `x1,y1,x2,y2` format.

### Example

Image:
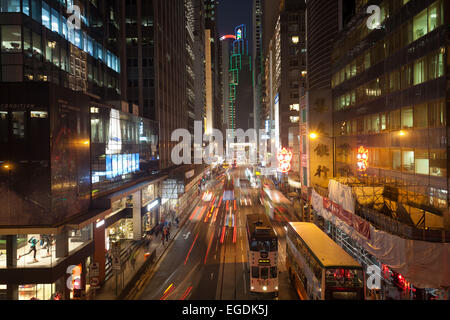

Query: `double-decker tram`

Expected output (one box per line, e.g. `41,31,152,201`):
246,214,279,298
286,222,365,300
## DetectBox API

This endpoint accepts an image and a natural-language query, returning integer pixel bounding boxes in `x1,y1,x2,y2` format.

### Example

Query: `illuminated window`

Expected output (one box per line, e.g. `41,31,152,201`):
42,2,50,29
428,100,445,128
415,150,429,175
413,8,427,41
1,25,22,52
290,116,299,123
290,104,299,111
429,150,446,177
413,58,426,85
401,108,413,129
413,104,428,128
392,150,401,171
402,150,414,173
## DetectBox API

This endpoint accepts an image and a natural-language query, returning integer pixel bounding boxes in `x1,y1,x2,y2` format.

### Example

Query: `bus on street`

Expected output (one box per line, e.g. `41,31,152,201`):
286,222,365,300
246,214,279,298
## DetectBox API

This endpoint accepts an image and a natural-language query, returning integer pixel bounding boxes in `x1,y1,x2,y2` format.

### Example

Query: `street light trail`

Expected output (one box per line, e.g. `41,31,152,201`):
184,233,199,265
189,206,200,221
204,230,216,264
160,283,176,300
180,286,193,300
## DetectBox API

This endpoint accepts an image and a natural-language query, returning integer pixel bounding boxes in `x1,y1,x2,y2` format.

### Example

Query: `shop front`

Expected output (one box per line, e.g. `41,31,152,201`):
142,199,161,234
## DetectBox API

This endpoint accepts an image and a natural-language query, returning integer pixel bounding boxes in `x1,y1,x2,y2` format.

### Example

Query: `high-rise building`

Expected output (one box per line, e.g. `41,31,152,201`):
264,0,306,164
0,0,208,300
307,0,449,298
252,0,263,135
228,24,252,132
300,0,340,201
0,0,162,300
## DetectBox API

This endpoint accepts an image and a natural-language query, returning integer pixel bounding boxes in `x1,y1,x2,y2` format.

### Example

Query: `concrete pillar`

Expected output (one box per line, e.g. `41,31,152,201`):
55,230,69,259
443,208,450,231
6,284,18,300
93,224,106,282
6,235,17,267
132,191,142,240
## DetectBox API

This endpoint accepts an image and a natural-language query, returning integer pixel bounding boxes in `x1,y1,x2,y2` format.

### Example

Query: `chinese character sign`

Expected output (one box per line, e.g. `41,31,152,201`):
357,146,369,172
277,148,293,173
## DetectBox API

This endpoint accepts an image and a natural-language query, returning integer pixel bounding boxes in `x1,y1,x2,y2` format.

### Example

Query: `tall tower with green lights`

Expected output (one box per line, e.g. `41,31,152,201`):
228,24,253,131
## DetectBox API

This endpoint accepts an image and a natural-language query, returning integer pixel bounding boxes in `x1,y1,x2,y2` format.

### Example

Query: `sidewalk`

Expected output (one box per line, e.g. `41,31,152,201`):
90,197,201,300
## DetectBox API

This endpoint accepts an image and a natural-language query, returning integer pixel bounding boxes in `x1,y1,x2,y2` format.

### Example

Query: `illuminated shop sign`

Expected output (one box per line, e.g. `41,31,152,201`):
105,153,140,179
96,220,105,228
147,199,160,211
277,148,293,173
357,146,369,172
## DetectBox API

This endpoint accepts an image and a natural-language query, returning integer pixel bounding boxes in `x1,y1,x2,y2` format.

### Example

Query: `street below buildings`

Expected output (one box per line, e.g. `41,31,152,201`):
135,167,299,300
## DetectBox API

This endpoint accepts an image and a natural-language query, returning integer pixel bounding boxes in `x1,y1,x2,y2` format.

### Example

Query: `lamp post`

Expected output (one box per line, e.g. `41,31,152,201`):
309,133,336,178
2,163,12,220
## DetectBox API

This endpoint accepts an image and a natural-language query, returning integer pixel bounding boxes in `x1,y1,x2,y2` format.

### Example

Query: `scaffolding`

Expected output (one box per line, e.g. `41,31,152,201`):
330,175,446,230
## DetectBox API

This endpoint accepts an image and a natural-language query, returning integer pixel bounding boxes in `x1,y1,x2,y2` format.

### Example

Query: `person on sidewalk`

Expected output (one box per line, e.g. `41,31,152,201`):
161,230,166,246
175,216,179,228
165,228,170,242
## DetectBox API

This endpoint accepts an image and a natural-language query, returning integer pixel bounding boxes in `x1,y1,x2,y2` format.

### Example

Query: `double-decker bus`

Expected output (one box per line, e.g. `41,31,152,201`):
246,214,278,298
286,222,365,300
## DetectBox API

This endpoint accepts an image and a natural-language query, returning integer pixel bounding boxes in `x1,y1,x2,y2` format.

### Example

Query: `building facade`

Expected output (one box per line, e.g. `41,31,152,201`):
306,0,449,299
264,0,306,170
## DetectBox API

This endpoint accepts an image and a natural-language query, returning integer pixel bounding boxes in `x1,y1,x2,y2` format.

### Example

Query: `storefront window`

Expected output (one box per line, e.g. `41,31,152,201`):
106,219,134,247
19,283,55,300
16,234,57,268
142,184,155,206
68,224,93,254
402,150,415,173
415,150,429,175
1,25,22,52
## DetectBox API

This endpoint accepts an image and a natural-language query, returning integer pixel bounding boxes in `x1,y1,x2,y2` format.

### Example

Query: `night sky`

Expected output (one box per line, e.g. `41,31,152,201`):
218,0,253,56
218,0,254,129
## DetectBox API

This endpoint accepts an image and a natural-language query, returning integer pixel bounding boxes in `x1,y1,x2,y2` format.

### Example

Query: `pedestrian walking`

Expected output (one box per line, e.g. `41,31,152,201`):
161,231,165,245
165,229,170,242
175,217,180,228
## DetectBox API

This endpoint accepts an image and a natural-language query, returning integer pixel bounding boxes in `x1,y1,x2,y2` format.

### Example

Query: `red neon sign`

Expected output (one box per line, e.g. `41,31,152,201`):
357,146,369,172
220,35,237,41
277,148,293,173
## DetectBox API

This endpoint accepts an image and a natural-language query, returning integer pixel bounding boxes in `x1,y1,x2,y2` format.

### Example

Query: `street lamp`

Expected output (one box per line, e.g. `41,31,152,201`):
2,163,12,220
309,132,336,178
